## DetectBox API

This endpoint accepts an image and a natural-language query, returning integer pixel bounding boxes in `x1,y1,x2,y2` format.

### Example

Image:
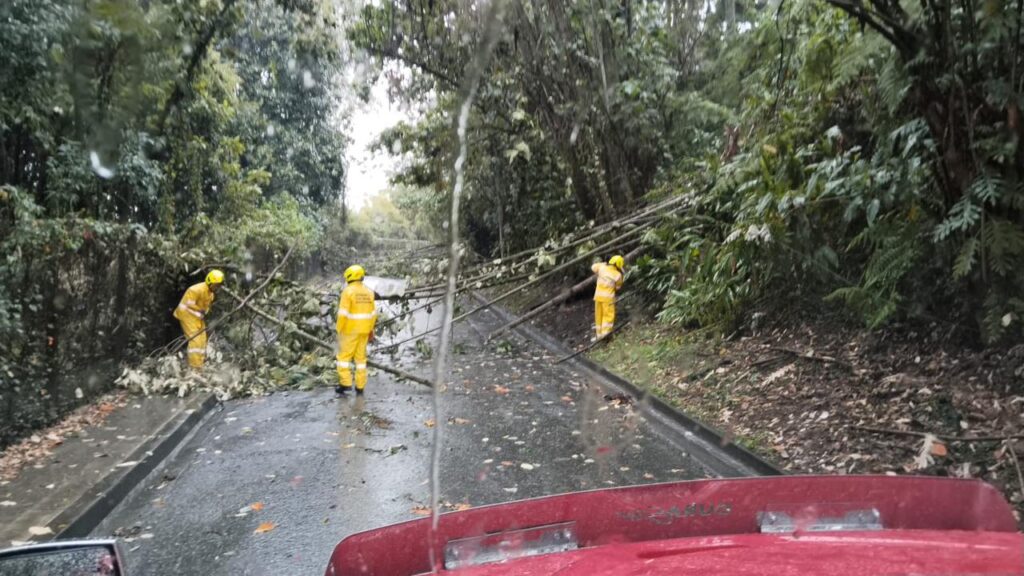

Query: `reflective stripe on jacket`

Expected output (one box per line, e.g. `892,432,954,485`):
337,281,377,335
592,263,623,303
173,282,215,321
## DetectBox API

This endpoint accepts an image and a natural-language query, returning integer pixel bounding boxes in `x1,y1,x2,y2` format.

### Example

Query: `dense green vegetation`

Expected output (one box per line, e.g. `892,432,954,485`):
353,0,1024,344
0,0,349,442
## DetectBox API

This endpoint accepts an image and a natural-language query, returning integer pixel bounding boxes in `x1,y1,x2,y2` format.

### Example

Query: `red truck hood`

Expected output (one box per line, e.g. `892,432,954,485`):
325,475,1023,575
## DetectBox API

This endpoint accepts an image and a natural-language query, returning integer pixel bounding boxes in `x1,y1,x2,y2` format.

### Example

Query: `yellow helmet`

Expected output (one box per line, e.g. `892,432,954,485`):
609,255,625,270
344,264,365,283
205,269,225,286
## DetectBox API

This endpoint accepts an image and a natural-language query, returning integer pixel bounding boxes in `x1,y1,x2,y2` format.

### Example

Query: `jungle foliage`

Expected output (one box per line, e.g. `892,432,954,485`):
0,0,348,443
352,0,1024,344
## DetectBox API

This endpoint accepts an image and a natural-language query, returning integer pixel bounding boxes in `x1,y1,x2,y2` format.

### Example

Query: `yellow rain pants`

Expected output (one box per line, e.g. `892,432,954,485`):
594,301,616,339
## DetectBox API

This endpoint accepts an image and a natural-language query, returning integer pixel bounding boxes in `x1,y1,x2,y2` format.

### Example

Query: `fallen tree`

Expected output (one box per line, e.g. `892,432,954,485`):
486,244,645,341
222,288,434,388
377,223,650,352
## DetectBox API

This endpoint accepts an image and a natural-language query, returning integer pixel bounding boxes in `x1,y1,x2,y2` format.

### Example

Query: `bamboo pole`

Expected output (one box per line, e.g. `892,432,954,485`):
555,320,631,364
409,193,691,292
486,244,646,340
222,288,433,388
154,246,296,357
376,224,651,353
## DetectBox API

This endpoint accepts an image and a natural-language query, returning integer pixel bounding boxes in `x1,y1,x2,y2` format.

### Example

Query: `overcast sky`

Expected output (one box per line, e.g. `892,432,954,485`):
344,73,413,211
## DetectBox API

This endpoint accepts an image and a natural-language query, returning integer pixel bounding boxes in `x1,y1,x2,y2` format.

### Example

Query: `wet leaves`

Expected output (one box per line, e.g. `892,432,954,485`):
359,411,392,431
411,505,431,516
250,502,265,511
254,522,275,534
0,391,128,481
493,385,510,395
603,393,633,406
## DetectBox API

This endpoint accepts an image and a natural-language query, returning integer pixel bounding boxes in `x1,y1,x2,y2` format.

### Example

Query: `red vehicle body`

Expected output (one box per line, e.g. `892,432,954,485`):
326,475,1023,575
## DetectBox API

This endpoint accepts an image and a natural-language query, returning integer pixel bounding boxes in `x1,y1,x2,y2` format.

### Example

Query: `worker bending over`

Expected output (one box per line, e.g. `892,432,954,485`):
174,269,224,369
336,265,377,396
592,255,624,340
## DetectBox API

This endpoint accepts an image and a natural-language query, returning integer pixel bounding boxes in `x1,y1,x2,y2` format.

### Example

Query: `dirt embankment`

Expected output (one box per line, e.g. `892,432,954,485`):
509,288,1024,525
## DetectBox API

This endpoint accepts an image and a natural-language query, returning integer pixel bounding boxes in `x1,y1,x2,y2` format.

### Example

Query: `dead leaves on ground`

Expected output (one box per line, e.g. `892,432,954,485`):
603,393,633,407
254,522,275,534
411,501,472,516
0,391,128,481
357,411,392,432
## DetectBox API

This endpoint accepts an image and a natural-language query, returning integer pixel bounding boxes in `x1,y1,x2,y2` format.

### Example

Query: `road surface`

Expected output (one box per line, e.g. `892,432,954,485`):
93,301,714,575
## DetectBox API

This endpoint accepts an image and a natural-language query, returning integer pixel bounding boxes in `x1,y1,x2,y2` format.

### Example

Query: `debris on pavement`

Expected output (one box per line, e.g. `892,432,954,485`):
0,391,128,481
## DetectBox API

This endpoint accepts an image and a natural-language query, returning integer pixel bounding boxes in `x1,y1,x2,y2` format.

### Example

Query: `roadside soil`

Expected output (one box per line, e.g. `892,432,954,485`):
504,284,1024,526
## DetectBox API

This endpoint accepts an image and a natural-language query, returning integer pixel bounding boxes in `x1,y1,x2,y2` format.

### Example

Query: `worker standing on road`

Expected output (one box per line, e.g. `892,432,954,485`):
173,269,224,369
592,255,625,341
336,264,377,396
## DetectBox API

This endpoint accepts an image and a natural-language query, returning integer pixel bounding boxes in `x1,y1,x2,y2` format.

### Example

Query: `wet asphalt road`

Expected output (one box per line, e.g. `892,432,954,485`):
92,303,713,575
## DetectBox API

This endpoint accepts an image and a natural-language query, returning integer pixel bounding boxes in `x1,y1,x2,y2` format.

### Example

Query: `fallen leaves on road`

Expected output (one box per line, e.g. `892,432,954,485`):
250,502,265,511
0,391,128,481
411,506,431,516
493,385,510,395
254,522,275,534
604,393,633,406
358,411,392,431
424,419,436,428
449,417,472,425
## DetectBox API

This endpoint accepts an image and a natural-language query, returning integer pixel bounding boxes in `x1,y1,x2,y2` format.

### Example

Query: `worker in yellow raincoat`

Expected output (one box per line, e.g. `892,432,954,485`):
336,264,377,396
173,269,224,369
592,255,624,341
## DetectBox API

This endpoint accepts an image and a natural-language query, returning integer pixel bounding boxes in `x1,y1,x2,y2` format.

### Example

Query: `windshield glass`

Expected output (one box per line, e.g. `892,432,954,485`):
1,0,1022,574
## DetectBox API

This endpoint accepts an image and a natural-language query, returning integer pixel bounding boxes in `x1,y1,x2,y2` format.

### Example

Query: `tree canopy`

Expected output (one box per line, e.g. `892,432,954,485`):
352,0,1024,343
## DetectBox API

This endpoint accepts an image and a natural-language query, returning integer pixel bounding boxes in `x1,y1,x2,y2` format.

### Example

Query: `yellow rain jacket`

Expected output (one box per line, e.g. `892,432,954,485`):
592,263,623,303
336,281,377,335
336,281,377,390
173,282,215,368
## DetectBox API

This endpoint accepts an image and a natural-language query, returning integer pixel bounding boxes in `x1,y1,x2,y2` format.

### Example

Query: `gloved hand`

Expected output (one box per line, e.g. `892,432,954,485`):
368,331,376,343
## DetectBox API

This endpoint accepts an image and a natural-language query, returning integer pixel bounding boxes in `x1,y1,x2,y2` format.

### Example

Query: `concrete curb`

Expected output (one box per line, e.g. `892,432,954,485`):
52,393,218,539
473,294,784,478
